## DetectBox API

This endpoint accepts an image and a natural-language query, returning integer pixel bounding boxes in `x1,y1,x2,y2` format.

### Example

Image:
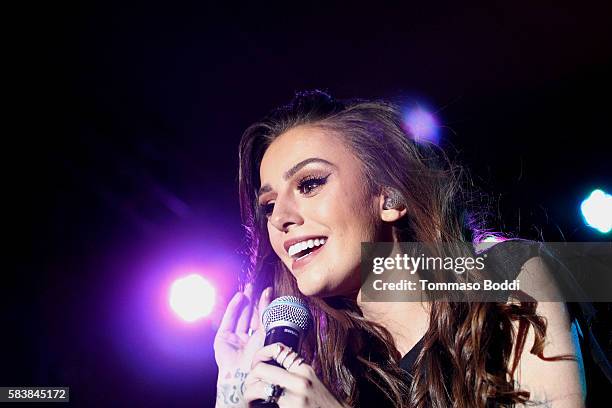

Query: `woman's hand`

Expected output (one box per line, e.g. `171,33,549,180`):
244,343,348,408
214,284,273,408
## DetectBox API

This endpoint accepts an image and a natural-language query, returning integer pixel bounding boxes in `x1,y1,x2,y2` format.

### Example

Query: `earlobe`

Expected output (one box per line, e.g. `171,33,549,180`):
381,206,408,222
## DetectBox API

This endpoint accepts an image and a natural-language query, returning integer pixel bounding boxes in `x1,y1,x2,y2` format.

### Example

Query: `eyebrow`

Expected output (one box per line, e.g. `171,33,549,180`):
257,157,336,199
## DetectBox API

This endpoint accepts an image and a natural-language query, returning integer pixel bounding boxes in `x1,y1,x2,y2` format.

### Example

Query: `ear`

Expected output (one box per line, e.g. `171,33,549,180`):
378,189,408,222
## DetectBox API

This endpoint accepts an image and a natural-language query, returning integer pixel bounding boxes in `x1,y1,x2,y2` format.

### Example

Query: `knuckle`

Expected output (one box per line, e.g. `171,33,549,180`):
297,378,312,394
212,331,224,342
298,394,310,406
302,363,315,377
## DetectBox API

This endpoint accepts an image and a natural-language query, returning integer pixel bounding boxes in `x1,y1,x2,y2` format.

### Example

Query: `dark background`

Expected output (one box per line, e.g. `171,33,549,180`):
4,1,611,407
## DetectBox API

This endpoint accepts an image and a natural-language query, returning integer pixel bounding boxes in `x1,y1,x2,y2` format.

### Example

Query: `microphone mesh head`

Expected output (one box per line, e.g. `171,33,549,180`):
262,295,312,332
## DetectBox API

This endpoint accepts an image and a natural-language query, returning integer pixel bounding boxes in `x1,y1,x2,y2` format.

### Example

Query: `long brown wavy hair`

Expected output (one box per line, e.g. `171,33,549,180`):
237,90,566,407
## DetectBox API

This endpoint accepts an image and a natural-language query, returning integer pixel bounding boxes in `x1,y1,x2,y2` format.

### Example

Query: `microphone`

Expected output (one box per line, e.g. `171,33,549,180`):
263,295,312,354
252,295,313,407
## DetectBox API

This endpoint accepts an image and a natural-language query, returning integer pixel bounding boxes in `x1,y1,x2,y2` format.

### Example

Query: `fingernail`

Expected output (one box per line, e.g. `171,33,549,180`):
265,287,272,297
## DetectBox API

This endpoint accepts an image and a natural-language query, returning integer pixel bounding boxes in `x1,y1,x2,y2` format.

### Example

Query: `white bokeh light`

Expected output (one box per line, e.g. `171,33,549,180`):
169,274,216,322
580,189,612,234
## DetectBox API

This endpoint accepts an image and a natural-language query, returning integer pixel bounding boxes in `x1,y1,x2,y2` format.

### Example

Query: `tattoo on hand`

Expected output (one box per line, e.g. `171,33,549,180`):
216,368,248,406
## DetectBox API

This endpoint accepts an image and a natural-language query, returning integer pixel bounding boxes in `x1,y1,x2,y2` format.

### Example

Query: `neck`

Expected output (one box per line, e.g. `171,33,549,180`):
351,240,432,356
356,290,430,356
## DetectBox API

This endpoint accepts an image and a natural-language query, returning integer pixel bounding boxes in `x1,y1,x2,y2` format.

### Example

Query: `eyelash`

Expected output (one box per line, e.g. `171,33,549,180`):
259,174,330,217
297,174,329,195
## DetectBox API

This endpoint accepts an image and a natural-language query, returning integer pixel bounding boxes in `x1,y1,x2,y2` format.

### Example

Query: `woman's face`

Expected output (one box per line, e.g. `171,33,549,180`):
258,125,381,297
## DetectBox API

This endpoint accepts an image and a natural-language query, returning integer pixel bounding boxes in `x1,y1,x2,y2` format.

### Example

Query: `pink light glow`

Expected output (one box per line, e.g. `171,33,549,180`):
403,107,440,144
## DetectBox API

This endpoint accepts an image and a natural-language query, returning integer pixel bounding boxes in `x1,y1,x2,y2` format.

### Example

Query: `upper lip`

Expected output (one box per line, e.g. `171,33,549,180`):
283,235,328,254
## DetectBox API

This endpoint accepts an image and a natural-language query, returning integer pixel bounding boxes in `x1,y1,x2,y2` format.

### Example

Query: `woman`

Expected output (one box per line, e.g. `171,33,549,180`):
213,90,586,407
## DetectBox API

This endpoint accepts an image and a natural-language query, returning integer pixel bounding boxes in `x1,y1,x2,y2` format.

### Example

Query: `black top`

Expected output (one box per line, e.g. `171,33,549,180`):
398,335,425,375
357,337,425,407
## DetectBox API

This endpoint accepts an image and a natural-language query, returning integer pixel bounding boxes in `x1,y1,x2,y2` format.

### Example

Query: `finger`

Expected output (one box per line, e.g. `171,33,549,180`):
243,380,299,406
217,291,246,333
251,342,286,369
279,350,302,371
258,286,273,326
243,378,286,404
250,362,307,393
283,356,312,377
251,286,273,332
235,283,254,334
249,305,260,332
249,342,311,377
275,346,296,368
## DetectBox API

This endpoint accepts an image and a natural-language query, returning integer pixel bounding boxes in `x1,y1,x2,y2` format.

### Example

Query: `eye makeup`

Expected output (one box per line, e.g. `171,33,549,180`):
296,173,331,195
257,171,332,218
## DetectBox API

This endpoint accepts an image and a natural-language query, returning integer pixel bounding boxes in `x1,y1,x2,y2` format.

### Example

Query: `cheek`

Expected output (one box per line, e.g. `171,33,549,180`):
310,240,362,296
314,189,378,252
267,224,286,260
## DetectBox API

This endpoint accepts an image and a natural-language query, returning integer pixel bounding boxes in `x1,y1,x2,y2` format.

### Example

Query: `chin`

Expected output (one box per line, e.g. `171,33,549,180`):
295,273,331,298
295,265,358,298
296,280,324,297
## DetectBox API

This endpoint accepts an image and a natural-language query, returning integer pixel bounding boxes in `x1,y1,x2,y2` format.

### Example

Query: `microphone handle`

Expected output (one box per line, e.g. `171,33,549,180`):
264,326,301,349
250,326,302,407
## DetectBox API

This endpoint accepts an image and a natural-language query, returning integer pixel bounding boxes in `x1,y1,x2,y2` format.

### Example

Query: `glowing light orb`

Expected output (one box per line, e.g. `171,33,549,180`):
580,189,612,233
169,274,216,322
403,107,440,144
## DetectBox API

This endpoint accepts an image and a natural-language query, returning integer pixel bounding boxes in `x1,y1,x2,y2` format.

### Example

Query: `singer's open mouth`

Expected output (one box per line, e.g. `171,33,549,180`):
289,237,327,260
291,237,327,270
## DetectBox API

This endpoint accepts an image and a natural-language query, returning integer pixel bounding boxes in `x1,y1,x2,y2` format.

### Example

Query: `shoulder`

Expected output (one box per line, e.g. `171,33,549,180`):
476,238,587,405
475,237,542,282
509,257,586,407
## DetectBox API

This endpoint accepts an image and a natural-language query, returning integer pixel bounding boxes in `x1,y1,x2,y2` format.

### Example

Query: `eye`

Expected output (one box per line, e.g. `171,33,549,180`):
297,174,329,195
260,202,275,218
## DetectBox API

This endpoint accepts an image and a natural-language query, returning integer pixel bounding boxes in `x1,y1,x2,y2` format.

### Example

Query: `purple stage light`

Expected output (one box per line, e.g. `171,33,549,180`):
107,229,243,386
402,106,440,145
169,274,216,322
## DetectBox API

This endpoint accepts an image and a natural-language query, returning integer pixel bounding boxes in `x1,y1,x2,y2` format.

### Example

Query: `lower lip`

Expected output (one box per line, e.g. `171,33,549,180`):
291,242,326,271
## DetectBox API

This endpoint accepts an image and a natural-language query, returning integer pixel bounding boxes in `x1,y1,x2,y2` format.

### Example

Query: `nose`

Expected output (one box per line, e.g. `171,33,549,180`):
269,195,303,233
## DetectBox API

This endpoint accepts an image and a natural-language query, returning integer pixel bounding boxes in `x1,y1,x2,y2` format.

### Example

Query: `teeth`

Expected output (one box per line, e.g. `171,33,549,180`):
288,237,327,257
